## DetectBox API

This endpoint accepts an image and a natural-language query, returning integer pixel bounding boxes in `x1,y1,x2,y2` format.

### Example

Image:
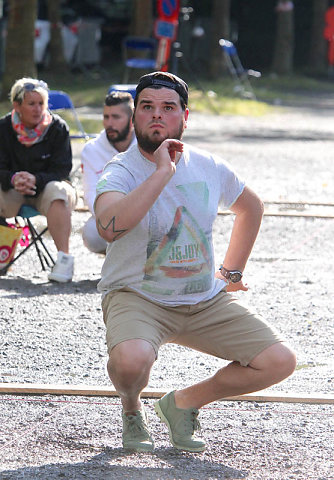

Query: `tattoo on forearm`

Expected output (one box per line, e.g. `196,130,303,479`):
97,216,127,241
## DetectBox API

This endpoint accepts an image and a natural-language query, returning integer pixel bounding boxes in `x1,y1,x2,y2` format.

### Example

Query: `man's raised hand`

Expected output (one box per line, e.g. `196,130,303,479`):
153,139,184,174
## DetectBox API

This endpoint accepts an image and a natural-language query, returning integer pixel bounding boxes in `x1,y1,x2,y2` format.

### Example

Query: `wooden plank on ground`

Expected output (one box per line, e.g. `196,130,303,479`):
218,211,334,219
0,383,333,404
75,205,334,218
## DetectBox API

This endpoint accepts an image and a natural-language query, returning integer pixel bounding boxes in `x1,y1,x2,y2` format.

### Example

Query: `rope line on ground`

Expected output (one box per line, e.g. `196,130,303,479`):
0,395,331,453
1,396,333,416
0,402,69,453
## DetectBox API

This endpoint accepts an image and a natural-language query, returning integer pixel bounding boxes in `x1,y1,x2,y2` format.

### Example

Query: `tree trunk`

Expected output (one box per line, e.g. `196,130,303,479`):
1,0,37,100
129,0,153,37
47,0,68,72
272,1,294,74
209,0,231,79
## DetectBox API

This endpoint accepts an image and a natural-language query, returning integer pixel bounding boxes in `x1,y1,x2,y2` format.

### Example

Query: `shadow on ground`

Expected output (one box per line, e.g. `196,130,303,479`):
0,278,99,299
1,447,247,479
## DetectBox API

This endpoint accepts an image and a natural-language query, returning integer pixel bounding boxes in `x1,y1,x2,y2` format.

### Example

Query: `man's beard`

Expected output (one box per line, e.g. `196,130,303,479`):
134,120,184,154
106,119,131,144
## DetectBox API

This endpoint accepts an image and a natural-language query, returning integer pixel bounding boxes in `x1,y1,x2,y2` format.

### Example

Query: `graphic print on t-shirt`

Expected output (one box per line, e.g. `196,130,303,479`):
141,181,213,296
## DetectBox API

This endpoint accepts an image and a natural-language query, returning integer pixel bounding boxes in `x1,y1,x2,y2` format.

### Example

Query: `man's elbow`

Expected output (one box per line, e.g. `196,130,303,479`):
96,216,127,243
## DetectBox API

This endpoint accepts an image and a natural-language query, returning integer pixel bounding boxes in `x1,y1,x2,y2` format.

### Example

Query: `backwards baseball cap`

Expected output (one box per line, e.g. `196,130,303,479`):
135,71,188,106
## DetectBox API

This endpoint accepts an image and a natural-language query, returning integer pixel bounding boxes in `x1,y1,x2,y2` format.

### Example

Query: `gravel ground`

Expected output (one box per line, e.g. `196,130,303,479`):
0,92,333,479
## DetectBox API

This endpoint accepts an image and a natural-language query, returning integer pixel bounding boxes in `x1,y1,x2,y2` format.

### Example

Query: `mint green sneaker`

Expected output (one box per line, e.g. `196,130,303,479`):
122,408,154,452
154,391,206,452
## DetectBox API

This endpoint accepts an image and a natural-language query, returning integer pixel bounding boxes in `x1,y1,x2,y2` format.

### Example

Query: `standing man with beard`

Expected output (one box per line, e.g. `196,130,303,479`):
94,72,296,453
81,91,136,253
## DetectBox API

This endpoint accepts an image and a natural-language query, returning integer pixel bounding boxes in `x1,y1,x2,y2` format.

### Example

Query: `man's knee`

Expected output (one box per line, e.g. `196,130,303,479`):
108,339,156,379
251,342,297,379
273,344,296,378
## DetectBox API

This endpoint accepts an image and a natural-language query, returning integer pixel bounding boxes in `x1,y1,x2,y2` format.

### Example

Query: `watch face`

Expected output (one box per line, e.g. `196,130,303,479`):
230,272,242,283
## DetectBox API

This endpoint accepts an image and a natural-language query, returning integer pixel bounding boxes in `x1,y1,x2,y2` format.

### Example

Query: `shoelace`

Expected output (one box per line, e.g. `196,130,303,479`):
125,414,150,435
182,409,201,435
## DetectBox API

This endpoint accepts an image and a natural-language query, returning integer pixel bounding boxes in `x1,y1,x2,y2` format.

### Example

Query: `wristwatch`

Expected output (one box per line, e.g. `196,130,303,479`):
219,266,243,283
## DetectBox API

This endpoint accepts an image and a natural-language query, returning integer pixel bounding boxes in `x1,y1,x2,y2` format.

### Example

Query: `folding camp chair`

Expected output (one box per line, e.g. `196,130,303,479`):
122,36,157,83
48,90,96,180
48,90,95,140
219,39,261,100
108,84,137,99
2,205,55,274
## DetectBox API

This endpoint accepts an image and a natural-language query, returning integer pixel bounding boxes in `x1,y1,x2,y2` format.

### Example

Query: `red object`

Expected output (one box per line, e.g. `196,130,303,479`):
7,223,30,247
19,226,30,247
157,0,180,21
324,7,334,65
156,38,172,70
69,23,79,35
155,0,180,70
154,19,178,69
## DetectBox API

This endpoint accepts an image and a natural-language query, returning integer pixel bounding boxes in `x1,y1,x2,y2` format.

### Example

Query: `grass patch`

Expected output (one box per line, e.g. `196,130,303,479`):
1,69,334,125
295,362,324,371
58,111,102,136
186,72,334,114
254,72,334,104
189,88,272,115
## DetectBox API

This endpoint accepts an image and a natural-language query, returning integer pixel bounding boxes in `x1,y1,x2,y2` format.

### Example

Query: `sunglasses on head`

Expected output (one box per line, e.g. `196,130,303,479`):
14,80,49,101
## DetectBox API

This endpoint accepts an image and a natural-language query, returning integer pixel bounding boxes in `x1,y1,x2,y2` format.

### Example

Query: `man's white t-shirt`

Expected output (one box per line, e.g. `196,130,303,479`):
96,143,245,306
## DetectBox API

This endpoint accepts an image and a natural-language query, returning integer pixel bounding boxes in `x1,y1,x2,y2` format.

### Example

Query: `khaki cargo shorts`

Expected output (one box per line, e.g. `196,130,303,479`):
102,288,283,367
0,181,77,218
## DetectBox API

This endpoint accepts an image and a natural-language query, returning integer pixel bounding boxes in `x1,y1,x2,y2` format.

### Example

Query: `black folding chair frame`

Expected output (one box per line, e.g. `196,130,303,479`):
2,218,55,274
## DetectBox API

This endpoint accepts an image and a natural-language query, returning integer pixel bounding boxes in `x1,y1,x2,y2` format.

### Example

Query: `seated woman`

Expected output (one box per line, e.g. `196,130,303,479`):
0,77,77,282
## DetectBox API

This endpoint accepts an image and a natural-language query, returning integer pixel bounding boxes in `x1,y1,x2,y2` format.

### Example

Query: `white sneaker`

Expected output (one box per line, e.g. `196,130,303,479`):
48,251,74,283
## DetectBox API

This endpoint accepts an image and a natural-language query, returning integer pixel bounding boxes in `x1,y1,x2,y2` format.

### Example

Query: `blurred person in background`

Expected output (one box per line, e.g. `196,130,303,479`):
0,77,76,282
81,91,135,254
